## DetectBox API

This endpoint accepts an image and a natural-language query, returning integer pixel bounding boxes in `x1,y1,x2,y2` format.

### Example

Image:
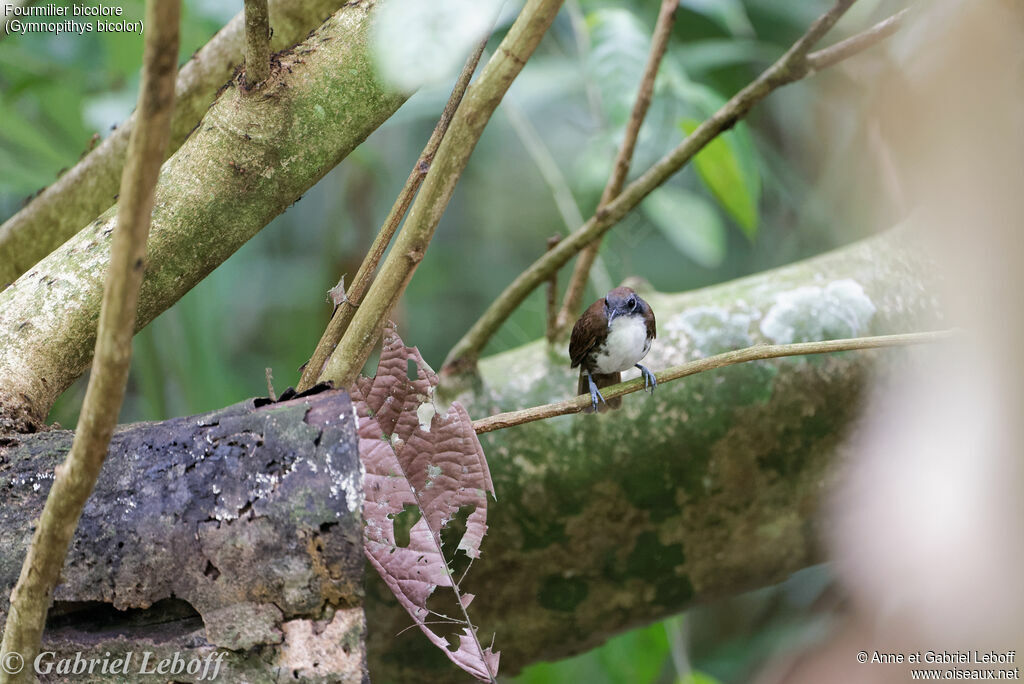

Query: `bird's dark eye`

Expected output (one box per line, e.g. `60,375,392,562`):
627,296,637,310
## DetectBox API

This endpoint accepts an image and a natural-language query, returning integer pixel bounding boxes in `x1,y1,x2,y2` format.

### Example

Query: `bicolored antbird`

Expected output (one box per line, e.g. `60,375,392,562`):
569,286,657,412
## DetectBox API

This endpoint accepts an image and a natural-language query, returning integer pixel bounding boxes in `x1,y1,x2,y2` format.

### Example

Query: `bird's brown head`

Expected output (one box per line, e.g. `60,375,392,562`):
604,286,644,325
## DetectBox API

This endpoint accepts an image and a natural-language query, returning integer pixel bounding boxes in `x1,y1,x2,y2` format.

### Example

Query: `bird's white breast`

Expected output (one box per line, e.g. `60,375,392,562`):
592,315,651,374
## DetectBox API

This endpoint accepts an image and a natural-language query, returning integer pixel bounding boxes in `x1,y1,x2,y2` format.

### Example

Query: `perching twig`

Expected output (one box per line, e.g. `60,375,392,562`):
0,1,180,678
296,33,490,392
442,1,907,378
472,330,954,434
243,0,271,88
319,0,567,390
555,0,678,338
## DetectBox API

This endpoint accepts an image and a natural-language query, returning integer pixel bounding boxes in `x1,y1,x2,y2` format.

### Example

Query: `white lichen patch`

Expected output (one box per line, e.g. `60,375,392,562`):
327,449,363,515
759,279,876,344
666,306,754,357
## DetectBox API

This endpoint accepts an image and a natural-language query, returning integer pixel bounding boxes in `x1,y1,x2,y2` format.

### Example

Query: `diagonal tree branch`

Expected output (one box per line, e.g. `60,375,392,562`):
0,1,181,677
554,0,679,339
0,0,350,288
441,1,908,379
318,0,567,390
0,1,405,434
472,330,955,434
297,33,491,393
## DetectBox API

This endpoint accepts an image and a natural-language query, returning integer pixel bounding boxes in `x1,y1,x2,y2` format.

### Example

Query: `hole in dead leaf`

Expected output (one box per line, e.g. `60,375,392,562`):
440,504,475,579
406,358,418,381
389,503,421,548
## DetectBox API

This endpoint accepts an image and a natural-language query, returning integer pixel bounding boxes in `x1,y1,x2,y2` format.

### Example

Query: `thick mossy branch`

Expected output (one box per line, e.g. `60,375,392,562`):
0,1,406,432
0,0,351,288
367,230,947,680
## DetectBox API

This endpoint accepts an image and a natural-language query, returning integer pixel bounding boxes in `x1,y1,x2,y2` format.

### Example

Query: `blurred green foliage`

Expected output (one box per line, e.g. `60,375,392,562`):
0,0,903,680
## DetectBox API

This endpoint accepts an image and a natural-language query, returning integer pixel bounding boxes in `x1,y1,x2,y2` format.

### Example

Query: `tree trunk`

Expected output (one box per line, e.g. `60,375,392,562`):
0,389,365,683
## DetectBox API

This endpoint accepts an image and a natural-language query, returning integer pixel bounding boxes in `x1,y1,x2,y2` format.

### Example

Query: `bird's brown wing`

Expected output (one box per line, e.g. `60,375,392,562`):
569,298,607,368
645,304,656,339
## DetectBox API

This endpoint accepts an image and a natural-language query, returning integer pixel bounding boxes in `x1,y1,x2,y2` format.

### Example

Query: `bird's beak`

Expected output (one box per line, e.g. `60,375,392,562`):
607,309,618,326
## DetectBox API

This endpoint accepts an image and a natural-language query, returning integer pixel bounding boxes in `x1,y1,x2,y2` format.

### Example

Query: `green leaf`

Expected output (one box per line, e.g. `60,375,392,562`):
681,117,760,238
679,671,724,684
643,187,726,268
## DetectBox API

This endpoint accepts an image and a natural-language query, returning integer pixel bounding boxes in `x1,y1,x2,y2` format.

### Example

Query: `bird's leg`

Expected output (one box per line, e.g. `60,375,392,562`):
586,370,607,412
636,364,657,394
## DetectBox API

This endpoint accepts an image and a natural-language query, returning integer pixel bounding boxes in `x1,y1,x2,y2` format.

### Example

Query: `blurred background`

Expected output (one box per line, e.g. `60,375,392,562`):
1,0,914,681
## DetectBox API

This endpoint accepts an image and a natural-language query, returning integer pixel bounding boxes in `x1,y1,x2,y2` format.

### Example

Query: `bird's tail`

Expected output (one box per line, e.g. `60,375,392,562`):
578,370,622,413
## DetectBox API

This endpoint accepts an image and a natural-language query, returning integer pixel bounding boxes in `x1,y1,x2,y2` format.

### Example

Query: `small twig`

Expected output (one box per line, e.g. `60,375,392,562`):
295,34,490,392
555,0,678,338
442,1,907,378
320,0,566,390
0,1,180,677
544,235,561,343
472,330,954,434
243,0,271,88
265,367,277,401
805,8,908,73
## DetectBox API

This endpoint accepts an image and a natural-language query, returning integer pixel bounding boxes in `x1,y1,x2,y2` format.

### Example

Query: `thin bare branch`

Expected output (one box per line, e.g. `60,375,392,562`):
0,1,180,677
442,1,909,378
319,0,566,390
555,0,678,338
243,0,271,88
296,33,490,392
544,235,560,343
806,8,908,73
472,330,955,434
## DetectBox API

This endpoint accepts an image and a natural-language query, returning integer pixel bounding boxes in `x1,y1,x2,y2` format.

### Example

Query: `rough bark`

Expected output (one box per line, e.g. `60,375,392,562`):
0,0,350,287
365,230,947,681
0,389,365,683
0,0,406,433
